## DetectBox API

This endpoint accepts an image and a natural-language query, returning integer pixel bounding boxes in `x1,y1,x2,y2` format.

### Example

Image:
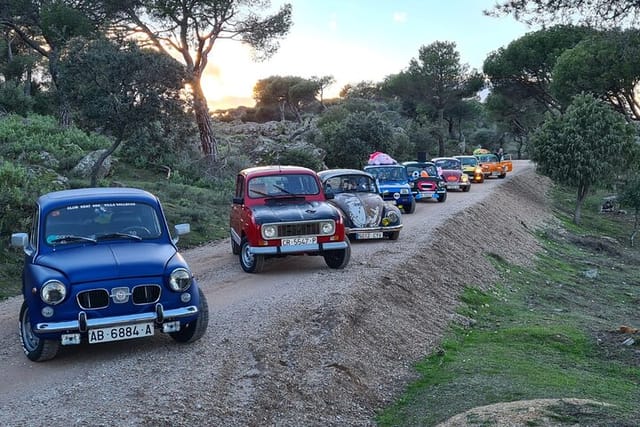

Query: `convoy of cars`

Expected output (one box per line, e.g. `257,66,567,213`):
12,150,512,361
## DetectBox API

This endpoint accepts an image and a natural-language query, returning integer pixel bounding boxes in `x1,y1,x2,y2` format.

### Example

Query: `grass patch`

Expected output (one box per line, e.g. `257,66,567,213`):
377,188,640,426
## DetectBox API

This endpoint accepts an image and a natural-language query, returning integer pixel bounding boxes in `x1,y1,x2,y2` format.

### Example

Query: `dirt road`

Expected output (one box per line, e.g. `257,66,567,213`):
0,161,551,426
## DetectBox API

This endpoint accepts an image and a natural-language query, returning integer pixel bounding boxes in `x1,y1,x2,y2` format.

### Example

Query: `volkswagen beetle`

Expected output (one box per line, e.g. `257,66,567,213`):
318,169,403,240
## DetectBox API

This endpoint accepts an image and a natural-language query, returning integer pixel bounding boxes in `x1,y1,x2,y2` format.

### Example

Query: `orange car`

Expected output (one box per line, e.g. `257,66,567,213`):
475,153,508,179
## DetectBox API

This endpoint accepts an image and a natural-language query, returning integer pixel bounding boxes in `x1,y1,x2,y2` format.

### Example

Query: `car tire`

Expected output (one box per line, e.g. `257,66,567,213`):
405,200,416,214
499,173,507,179
231,238,240,255
170,287,209,343
438,192,447,203
240,237,264,273
19,301,60,362
388,231,400,241
324,240,351,269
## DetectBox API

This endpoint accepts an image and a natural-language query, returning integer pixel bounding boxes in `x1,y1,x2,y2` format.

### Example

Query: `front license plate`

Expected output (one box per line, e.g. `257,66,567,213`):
491,172,500,176
282,236,317,246
448,184,459,189
88,322,154,344
356,232,383,239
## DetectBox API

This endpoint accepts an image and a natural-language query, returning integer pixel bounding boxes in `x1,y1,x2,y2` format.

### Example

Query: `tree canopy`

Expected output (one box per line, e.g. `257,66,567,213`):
487,0,640,27
551,28,640,120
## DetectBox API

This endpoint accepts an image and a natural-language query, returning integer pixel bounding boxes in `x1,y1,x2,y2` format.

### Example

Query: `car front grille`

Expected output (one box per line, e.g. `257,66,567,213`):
77,289,109,309
277,222,320,237
77,285,161,309
132,285,161,304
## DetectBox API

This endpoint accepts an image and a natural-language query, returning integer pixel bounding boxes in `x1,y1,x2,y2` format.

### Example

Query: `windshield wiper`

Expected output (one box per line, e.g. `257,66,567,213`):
96,232,142,241
49,235,97,244
272,184,295,195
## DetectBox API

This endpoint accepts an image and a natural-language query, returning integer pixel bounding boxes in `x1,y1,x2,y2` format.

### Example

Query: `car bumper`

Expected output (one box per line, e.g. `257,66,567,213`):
346,224,403,234
250,240,349,255
445,182,470,190
35,304,199,333
415,190,445,200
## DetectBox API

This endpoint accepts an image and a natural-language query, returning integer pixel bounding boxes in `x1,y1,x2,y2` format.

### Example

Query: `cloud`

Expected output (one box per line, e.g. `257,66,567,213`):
393,11,407,23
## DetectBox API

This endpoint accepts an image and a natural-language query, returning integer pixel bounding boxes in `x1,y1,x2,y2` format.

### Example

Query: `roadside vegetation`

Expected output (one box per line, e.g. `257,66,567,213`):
377,186,640,426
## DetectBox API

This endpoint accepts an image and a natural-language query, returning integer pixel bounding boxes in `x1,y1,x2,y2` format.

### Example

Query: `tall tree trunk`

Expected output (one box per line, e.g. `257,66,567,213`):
574,183,589,225
48,47,71,128
191,79,217,161
437,107,446,156
90,138,123,187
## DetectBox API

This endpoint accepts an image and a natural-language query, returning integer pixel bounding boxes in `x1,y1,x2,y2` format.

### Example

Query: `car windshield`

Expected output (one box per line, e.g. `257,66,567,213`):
44,202,162,245
477,154,499,162
406,164,438,178
324,175,377,194
248,174,320,198
434,159,461,170
366,166,406,181
458,157,477,167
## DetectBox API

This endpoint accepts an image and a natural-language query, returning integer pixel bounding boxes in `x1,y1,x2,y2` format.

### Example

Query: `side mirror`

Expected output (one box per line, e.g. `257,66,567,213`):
11,232,33,256
172,223,190,244
11,232,28,248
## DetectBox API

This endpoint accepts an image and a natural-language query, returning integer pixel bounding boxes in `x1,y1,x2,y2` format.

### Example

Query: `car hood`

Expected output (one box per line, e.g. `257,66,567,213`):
332,193,383,228
251,200,339,224
37,243,176,283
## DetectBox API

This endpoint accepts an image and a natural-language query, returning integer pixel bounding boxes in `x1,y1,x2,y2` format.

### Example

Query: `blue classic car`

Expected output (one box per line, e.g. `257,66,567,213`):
11,187,209,361
318,169,403,240
363,164,416,214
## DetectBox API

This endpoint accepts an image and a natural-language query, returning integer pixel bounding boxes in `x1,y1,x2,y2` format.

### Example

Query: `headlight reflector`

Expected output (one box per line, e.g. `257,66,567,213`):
386,211,399,224
169,268,192,292
262,224,277,239
320,221,335,235
41,280,66,305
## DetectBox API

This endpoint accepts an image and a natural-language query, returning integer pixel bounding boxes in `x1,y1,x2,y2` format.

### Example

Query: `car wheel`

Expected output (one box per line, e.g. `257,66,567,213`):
231,238,240,255
499,173,507,179
324,240,351,269
388,231,400,241
405,200,416,214
240,237,264,273
170,287,209,343
19,301,60,362
438,192,447,203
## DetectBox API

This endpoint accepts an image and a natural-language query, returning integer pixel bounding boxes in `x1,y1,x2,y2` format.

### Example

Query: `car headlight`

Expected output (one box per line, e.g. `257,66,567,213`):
262,224,278,239
461,174,469,182
169,268,192,292
400,188,410,195
320,221,335,235
386,211,399,224
475,167,482,174
41,280,66,305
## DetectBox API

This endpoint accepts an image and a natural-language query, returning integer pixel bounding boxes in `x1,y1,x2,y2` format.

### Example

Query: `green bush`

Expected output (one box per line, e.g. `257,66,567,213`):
0,114,110,171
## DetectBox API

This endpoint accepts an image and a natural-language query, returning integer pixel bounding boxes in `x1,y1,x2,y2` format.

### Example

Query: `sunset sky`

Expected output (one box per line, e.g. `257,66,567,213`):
202,1,537,110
